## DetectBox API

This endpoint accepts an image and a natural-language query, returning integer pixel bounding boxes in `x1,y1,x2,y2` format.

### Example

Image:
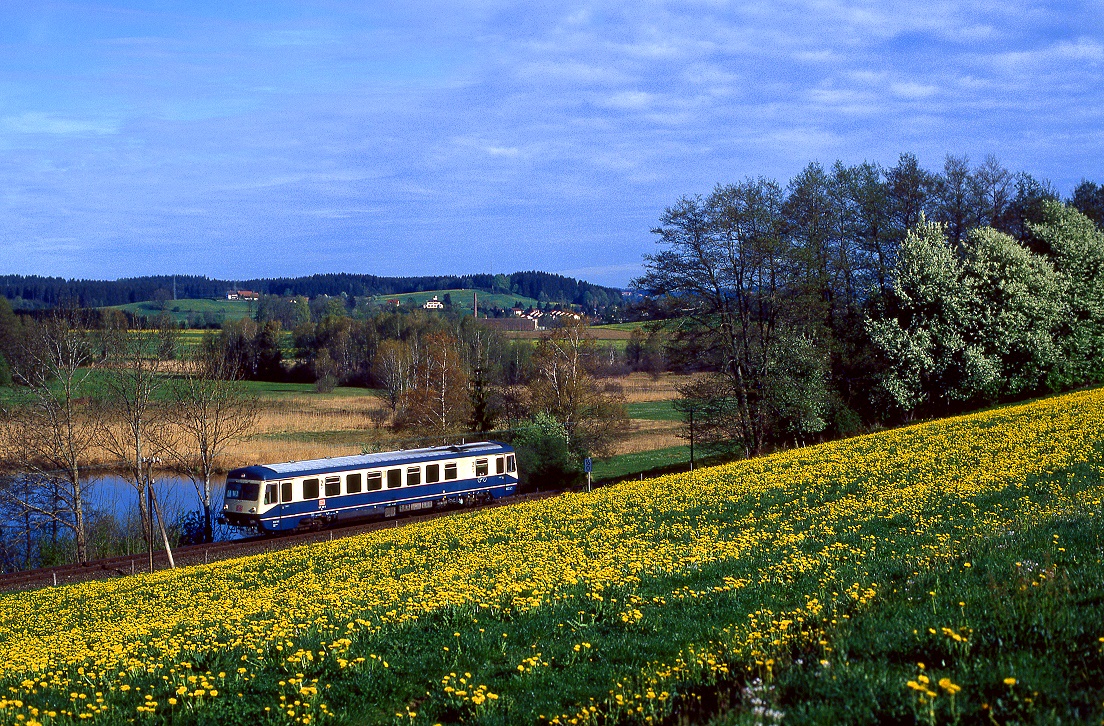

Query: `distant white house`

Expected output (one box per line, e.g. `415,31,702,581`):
423,295,445,310
226,290,260,301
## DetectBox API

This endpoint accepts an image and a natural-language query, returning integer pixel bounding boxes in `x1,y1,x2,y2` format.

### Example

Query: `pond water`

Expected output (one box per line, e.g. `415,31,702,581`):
83,473,244,541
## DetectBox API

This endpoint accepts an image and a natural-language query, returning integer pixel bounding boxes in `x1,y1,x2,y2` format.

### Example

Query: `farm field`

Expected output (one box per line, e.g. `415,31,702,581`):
502,327,633,343
107,299,259,327
372,289,540,311
1,388,1102,724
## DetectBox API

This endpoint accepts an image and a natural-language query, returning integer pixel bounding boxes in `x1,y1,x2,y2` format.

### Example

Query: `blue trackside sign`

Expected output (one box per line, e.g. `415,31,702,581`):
583,457,592,473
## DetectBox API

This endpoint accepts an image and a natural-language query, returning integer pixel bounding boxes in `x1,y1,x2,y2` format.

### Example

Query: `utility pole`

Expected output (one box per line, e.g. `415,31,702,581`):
146,475,154,572
142,456,176,571
473,291,478,319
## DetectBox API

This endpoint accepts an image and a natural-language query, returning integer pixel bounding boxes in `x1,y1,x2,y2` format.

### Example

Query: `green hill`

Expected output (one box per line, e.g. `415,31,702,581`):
373,288,541,311
107,298,258,326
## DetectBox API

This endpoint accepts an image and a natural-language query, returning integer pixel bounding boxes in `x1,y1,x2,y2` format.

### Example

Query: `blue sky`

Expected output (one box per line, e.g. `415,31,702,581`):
1,1,1102,287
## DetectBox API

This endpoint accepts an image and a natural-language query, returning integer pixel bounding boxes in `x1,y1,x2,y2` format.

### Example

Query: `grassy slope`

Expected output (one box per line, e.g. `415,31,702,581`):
108,299,259,326
591,445,691,480
373,289,540,310
593,322,650,332
1,389,1103,724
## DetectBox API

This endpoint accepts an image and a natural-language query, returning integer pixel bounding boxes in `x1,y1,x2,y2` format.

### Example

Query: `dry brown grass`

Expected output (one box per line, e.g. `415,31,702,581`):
249,394,386,436
225,392,394,466
221,441,366,469
619,372,697,403
612,418,684,455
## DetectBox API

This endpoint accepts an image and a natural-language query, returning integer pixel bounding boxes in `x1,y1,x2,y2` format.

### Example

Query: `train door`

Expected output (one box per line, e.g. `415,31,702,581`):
279,480,293,524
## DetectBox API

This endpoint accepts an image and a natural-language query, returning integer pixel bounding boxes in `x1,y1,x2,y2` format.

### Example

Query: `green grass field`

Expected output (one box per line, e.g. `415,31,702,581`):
373,289,541,311
108,298,259,326
591,444,690,480
624,400,679,421
4,388,1102,725
236,380,379,400
592,322,650,332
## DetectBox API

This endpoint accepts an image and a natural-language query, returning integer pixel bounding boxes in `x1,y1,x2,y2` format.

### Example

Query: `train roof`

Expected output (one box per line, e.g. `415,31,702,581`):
227,441,514,481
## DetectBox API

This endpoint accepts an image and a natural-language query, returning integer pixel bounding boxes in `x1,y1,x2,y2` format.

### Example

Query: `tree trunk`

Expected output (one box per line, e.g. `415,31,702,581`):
71,465,88,563
203,471,213,544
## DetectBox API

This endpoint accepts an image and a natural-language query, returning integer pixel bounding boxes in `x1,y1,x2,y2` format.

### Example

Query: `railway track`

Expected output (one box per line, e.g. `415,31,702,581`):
0,491,557,594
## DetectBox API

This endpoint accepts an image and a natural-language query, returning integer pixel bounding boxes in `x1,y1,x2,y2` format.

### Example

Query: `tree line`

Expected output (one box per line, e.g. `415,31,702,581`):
0,270,624,313
641,153,1104,457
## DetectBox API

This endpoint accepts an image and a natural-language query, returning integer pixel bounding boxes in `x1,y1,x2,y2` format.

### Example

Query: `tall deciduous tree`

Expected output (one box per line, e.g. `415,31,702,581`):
95,328,167,549
885,152,934,246
933,154,973,246
1,313,98,563
638,180,826,455
373,338,413,416
969,155,1014,232
398,331,469,438
866,217,973,417
867,218,1065,413
528,319,628,458
163,339,259,543
1029,201,1104,386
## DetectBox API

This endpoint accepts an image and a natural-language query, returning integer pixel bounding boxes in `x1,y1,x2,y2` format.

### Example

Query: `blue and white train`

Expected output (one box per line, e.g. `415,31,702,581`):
221,441,518,533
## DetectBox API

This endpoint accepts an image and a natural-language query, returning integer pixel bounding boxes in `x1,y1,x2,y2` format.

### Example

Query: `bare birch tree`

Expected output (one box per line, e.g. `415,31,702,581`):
162,342,258,543
0,313,98,563
529,319,629,457
95,328,166,551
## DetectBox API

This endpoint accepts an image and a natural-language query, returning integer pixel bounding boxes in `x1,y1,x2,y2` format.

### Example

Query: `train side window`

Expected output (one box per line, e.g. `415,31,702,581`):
281,481,293,503
444,462,458,480
407,466,421,487
367,471,383,491
506,455,515,473
387,469,402,489
325,476,341,497
425,464,440,483
475,458,489,477
303,478,319,499
496,456,505,474
346,472,362,494
264,483,278,505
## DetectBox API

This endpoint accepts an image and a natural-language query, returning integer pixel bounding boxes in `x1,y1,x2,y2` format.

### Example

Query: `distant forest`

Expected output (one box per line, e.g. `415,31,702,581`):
0,270,624,312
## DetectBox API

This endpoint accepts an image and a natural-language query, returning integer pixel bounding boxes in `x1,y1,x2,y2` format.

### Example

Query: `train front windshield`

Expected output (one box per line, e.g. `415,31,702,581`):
225,480,261,501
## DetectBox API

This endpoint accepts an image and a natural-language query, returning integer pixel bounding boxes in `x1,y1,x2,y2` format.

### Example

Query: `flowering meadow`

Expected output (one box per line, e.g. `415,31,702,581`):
1,388,1103,725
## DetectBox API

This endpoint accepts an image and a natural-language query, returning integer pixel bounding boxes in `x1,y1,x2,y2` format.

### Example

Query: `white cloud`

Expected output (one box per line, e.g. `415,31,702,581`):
515,60,631,85
891,82,938,99
602,90,655,110
483,145,521,157
2,113,118,135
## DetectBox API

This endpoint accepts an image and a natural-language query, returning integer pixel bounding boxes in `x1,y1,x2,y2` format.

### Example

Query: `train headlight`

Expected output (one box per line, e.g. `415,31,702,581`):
250,507,256,513
222,504,228,511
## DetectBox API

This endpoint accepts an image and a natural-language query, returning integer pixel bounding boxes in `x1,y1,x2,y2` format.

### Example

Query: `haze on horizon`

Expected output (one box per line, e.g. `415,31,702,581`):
1,1,1102,288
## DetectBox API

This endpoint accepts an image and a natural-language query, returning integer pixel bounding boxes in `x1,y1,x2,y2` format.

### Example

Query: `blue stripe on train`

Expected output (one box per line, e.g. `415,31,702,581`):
256,474,517,531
